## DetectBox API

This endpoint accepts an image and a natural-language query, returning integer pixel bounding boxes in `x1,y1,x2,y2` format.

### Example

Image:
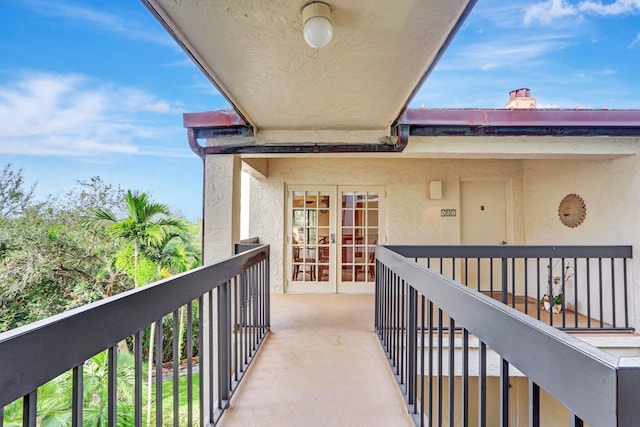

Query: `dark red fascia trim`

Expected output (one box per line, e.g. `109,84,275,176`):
182,108,640,156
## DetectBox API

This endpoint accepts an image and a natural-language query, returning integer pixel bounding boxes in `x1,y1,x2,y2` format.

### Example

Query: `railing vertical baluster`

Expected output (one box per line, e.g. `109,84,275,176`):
172,310,180,427
233,276,239,382
208,291,214,423
574,258,579,329
198,296,204,427
186,303,193,427
562,258,567,328
611,258,616,327
382,263,386,339
252,266,258,351
420,295,425,427
72,363,83,427
401,279,406,386
524,258,529,315
464,258,468,286
395,273,400,373
489,258,493,296
548,257,553,327
134,331,142,427
478,343,486,427
241,271,246,368
379,265,384,343
586,259,592,328
536,258,541,321
572,414,584,427
407,287,417,413
249,268,254,355
511,258,516,308
217,281,231,411
266,256,271,331
448,317,455,426
437,308,443,427
390,272,396,369
500,358,509,427
462,329,469,427
529,380,540,427
23,390,36,427
155,320,163,427
501,258,508,305
427,301,434,427
258,264,263,336
598,258,604,328
108,345,117,427
623,258,629,328
479,257,482,293
375,259,379,331
452,257,456,282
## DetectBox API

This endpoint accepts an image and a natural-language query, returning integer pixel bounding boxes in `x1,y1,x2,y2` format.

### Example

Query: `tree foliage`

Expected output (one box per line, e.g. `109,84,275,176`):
0,165,201,332
0,163,35,218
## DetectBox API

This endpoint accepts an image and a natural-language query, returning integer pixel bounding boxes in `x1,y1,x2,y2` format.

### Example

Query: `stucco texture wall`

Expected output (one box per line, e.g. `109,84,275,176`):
248,157,526,293
522,156,640,329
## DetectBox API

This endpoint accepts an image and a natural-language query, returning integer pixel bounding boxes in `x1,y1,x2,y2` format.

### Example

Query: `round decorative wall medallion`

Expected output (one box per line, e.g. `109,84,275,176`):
558,194,586,228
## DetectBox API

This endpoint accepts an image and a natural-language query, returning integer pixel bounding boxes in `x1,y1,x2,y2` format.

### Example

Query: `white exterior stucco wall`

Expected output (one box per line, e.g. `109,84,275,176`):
248,157,526,293
523,156,640,330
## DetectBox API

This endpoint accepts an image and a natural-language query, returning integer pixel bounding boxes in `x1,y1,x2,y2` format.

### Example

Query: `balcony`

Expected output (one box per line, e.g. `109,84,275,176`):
1,244,639,426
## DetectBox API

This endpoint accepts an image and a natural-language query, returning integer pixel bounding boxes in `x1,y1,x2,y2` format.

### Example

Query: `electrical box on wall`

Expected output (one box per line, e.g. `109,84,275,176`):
429,181,443,200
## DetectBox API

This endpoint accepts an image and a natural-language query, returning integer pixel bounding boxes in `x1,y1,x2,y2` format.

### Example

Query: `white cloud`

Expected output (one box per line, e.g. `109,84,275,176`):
0,73,183,157
452,34,572,73
524,0,640,25
631,33,640,47
23,0,174,46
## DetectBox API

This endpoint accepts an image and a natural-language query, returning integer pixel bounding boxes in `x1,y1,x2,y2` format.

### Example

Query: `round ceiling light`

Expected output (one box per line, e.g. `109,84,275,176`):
302,2,333,49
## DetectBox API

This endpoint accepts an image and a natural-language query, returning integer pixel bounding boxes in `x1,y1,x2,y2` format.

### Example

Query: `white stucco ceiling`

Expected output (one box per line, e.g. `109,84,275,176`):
145,0,473,137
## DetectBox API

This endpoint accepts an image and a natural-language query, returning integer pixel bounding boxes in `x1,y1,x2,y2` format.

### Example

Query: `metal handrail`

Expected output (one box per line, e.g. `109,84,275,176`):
385,245,632,331
0,245,270,425
375,245,640,426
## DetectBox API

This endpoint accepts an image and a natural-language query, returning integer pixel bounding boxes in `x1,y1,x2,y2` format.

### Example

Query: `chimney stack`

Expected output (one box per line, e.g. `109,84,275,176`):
505,88,536,109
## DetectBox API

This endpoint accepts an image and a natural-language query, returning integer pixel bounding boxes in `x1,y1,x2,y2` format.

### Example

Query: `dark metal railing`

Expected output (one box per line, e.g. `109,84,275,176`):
0,244,270,427
385,245,632,331
375,245,640,427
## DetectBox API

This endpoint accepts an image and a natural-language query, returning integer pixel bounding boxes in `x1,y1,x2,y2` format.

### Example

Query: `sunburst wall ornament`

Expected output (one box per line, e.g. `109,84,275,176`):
558,194,586,228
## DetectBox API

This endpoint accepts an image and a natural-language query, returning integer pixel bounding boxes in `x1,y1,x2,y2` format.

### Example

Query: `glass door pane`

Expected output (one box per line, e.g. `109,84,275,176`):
338,188,381,292
288,187,335,292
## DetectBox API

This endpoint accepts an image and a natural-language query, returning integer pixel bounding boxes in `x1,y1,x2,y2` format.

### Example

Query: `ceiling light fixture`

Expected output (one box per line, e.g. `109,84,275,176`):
302,2,333,49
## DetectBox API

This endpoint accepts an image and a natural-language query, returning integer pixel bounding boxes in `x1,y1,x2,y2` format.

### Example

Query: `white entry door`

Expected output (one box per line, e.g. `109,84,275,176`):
286,185,384,294
461,180,508,290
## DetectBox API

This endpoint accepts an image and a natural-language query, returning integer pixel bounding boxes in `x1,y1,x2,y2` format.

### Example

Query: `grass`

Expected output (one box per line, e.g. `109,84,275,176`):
155,373,201,425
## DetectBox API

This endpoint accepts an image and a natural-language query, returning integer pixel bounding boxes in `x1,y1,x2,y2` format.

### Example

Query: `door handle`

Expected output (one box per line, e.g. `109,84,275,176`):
330,234,335,243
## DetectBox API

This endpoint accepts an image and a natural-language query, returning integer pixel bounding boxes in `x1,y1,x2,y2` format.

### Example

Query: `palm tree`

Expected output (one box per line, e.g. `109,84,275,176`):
85,190,185,288
84,190,187,427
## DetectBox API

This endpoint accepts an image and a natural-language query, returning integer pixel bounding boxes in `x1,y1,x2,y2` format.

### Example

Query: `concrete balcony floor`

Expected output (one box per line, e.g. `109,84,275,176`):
217,294,413,427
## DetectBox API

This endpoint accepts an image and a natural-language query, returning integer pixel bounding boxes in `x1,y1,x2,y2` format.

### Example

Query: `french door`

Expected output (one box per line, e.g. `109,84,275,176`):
286,185,383,294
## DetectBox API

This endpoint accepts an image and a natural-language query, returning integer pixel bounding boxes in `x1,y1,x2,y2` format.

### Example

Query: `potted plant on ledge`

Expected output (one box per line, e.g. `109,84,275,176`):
540,293,564,313
541,262,573,313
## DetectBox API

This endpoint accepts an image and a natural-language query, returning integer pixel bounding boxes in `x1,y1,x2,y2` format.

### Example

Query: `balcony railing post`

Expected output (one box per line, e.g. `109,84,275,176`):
218,280,231,407
616,358,640,426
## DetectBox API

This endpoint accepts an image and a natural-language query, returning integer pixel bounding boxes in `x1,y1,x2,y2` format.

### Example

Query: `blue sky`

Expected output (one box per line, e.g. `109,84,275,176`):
1,0,639,221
